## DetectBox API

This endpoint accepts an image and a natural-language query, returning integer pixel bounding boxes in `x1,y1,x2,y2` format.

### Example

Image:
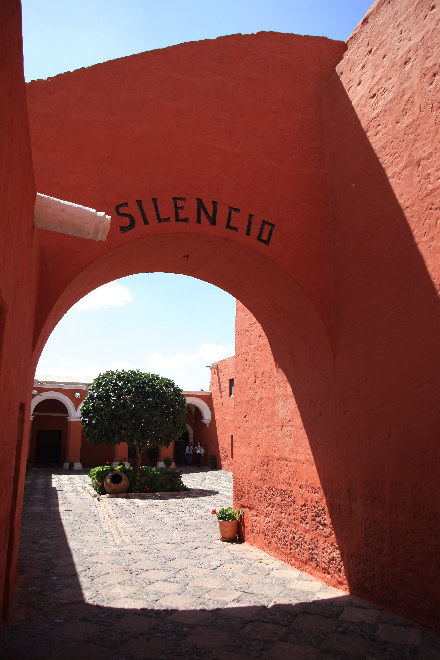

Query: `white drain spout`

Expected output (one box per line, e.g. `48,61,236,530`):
34,193,111,241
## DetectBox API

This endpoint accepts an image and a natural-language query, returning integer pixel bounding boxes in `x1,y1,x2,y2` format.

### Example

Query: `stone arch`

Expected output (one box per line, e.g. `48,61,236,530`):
31,391,77,419
27,32,343,384
185,397,212,428
26,32,341,606
0,3,437,631
76,400,85,418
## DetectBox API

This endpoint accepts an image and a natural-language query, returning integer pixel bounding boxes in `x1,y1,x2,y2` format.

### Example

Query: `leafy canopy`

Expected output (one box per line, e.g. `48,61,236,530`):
81,370,187,455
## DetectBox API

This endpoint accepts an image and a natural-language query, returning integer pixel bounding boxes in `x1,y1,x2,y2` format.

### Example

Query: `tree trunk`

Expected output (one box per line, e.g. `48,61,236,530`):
134,445,141,469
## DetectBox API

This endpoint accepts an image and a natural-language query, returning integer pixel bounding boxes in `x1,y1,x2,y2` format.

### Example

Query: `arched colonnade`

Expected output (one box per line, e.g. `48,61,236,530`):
30,388,212,469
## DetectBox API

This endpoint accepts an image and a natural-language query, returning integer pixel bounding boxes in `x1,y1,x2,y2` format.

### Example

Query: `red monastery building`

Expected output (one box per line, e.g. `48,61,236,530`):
1,0,440,632
30,381,223,469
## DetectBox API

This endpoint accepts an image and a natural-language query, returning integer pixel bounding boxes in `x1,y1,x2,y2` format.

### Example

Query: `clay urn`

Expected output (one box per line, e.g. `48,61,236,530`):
104,470,129,494
218,520,238,542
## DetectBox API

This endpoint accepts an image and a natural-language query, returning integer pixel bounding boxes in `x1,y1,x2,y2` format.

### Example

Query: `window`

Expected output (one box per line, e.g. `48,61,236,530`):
229,378,234,397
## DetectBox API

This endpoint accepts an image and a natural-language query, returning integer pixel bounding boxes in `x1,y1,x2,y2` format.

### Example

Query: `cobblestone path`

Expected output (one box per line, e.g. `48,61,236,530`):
1,468,440,659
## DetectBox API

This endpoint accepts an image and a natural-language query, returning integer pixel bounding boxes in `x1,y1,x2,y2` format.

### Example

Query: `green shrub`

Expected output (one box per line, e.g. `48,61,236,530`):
88,463,186,495
213,507,243,521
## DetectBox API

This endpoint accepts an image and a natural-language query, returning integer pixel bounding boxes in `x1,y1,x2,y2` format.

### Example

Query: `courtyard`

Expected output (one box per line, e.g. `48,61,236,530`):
2,467,440,658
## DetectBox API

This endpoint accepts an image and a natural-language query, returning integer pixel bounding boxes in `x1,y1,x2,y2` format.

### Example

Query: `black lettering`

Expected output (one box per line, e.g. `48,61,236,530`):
118,196,274,248
246,213,254,236
152,197,170,223
116,202,136,234
196,198,217,225
226,206,240,232
173,197,188,223
136,199,149,225
257,220,275,246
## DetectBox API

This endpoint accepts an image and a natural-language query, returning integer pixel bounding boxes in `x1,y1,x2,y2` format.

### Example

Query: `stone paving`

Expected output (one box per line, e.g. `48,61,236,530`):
2,468,440,659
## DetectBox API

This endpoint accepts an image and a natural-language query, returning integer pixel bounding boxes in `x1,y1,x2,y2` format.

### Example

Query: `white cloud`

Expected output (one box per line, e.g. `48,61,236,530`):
35,363,100,384
73,282,133,310
144,342,232,390
197,342,232,364
35,343,233,390
109,360,136,371
35,358,139,384
146,342,231,372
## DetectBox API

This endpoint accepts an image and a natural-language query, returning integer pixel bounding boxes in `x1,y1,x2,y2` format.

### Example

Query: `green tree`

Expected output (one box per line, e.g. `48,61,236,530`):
81,370,187,468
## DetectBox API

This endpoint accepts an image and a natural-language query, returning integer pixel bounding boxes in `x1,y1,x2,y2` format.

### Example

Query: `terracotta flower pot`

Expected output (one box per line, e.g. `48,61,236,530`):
218,519,238,542
104,470,129,494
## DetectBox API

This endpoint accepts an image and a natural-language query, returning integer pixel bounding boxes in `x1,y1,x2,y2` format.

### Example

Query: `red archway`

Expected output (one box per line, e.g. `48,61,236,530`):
3,1,440,630
24,26,440,630
26,30,340,604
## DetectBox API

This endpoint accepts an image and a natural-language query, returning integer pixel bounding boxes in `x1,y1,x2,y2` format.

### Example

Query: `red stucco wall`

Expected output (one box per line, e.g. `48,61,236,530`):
2,0,439,632
0,0,36,621
210,356,235,470
185,393,219,466
80,434,111,467
229,0,440,630
323,0,440,627
232,302,343,581
25,32,345,367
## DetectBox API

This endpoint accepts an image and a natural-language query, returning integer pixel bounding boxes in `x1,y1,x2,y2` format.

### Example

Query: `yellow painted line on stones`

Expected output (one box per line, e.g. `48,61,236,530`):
93,494,124,545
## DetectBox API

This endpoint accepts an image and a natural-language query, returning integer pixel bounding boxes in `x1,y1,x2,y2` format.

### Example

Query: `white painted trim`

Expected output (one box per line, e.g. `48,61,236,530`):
185,396,212,427
31,392,211,427
33,412,67,417
34,381,89,390
34,193,110,242
31,391,78,419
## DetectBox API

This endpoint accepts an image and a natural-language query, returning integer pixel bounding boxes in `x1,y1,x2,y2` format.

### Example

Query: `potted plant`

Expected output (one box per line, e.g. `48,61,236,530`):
208,454,217,469
163,457,172,468
211,507,243,541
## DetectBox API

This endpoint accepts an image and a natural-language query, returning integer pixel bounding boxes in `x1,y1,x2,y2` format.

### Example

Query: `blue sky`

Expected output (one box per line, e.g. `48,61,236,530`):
24,0,374,390
22,1,373,82
36,274,236,390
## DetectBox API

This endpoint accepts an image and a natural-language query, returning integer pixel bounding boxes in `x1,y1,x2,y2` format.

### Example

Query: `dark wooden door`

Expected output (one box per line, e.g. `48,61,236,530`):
35,430,62,464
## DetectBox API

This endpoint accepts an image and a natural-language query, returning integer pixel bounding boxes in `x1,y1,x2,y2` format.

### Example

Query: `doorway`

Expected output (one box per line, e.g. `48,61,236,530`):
35,430,62,464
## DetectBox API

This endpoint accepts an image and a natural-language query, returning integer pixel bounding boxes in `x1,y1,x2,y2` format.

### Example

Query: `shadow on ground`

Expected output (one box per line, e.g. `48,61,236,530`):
2,471,440,660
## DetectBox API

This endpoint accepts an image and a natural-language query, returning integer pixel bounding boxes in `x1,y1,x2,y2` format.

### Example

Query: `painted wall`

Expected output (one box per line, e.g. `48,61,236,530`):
185,392,219,466
0,0,37,622
232,301,343,579
25,32,345,369
230,0,440,631
2,0,439,632
323,0,440,628
210,356,235,471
